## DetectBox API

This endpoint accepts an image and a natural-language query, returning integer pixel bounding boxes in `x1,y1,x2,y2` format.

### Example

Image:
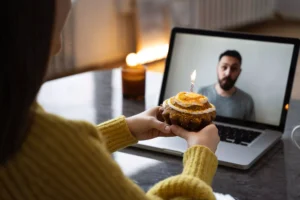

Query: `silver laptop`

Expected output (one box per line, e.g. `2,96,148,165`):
134,28,299,170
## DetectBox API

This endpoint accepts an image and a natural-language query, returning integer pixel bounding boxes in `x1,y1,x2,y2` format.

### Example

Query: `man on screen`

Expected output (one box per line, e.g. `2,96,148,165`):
198,50,255,121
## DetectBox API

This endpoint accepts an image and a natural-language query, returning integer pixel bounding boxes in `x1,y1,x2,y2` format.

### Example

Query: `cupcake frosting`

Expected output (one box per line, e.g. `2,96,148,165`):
163,92,215,115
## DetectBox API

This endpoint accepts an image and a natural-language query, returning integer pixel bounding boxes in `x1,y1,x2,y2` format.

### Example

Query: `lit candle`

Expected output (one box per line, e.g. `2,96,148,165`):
190,70,196,92
122,53,146,100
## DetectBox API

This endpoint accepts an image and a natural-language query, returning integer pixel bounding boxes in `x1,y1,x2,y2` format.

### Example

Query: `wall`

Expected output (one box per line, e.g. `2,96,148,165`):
47,0,300,78
73,0,134,68
276,0,300,19
194,0,276,30
163,34,295,126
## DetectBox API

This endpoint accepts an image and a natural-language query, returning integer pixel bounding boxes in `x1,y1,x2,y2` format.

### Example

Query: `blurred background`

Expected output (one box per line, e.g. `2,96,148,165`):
46,0,300,98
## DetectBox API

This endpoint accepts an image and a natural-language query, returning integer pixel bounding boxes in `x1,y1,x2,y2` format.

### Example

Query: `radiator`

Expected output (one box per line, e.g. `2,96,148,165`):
195,0,276,30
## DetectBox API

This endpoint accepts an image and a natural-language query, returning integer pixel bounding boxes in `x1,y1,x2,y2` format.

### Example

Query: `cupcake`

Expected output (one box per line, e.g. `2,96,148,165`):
158,91,216,132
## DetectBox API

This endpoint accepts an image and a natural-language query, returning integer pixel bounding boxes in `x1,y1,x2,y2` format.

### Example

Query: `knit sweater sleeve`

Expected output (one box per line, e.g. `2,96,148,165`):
146,146,218,199
61,122,218,200
96,116,138,153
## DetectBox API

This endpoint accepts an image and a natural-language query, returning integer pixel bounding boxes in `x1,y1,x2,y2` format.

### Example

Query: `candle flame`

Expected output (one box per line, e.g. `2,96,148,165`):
126,53,138,67
191,70,196,83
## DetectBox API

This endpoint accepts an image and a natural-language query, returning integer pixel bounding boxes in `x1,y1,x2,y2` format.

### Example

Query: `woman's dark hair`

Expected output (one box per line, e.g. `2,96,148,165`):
0,0,56,164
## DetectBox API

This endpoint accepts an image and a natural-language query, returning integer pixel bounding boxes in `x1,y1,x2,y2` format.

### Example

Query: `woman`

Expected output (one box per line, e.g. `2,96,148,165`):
0,0,220,199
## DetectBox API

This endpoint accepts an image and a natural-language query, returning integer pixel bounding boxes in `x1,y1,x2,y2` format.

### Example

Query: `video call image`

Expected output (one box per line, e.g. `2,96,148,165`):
164,34,294,126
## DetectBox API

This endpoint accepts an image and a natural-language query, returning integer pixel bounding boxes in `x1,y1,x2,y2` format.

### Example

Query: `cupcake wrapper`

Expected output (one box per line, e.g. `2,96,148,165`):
159,106,216,132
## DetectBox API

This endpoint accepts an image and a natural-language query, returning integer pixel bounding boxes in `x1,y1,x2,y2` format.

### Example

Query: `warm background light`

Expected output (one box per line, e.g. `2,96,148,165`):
126,44,169,66
126,53,139,67
285,104,289,110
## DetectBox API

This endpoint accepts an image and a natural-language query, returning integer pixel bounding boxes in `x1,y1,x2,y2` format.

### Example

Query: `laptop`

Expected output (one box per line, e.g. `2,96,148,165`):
134,27,299,170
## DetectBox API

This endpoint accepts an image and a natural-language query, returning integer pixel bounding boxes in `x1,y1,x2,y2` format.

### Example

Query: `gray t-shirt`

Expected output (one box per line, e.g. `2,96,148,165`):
198,84,255,121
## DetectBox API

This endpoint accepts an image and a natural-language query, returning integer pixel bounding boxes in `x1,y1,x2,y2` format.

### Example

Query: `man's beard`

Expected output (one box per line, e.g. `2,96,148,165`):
218,77,237,91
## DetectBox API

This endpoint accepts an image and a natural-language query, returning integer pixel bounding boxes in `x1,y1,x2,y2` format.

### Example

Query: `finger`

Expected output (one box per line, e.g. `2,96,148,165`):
151,129,176,138
158,106,164,113
156,107,164,122
157,132,176,137
146,106,160,117
199,124,217,133
150,118,171,134
170,125,189,139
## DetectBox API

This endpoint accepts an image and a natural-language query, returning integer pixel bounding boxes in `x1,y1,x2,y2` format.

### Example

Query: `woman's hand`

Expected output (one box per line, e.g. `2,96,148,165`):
126,107,174,141
171,124,220,153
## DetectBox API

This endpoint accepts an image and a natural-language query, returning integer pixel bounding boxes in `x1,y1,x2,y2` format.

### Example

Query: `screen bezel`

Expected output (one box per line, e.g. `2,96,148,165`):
158,27,299,132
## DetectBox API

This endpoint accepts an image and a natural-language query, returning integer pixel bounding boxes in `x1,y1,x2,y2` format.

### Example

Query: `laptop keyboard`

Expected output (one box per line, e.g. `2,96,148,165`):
216,124,261,146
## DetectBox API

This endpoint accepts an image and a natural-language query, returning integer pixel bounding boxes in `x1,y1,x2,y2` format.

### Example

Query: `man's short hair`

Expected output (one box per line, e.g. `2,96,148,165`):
219,50,242,64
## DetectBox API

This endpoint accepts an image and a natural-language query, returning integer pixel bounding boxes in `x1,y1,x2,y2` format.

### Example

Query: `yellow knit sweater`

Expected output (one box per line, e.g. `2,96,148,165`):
0,104,218,200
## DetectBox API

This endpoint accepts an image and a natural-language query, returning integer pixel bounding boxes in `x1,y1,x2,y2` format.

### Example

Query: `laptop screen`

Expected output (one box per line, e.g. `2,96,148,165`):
161,32,296,127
